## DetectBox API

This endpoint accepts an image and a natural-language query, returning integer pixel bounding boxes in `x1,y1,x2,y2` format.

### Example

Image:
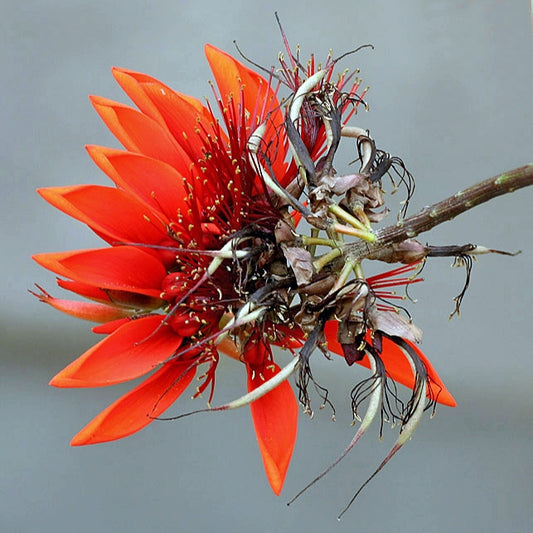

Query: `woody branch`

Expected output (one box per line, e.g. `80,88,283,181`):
345,163,533,262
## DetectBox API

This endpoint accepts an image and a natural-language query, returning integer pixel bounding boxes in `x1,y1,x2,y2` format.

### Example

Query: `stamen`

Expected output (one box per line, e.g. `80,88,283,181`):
248,122,310,215
287,70,328,177
289,70,327,123
337,335,428,519
287,350,383,506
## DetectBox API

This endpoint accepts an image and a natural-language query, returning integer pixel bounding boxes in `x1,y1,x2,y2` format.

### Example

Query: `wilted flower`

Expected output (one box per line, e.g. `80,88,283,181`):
33,40,455,502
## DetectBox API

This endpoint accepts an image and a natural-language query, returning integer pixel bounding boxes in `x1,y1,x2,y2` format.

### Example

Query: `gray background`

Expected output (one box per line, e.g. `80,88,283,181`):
2,1,532,532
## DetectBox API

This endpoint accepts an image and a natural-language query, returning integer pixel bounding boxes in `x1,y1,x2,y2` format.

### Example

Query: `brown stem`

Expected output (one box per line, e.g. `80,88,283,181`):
345,163,533,261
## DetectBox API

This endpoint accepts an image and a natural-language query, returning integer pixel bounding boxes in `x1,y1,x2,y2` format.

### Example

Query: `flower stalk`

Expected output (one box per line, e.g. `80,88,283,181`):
346,163,533,262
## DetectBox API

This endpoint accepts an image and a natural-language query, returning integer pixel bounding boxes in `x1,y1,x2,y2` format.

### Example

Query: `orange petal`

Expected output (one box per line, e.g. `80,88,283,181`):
323,321,456,407
112,67,207,119
111,67,169,126
217,336,241,361
93,150,191,225
112,67,218,158
204,44,287,177
33,247,167,298
247,362,298,495
30,285,132,323
71,359,196,445
92,317,132,334
396,337,457,407
50,315,182,387
38,185,168,245
56,278,163,309
90,95,191,174
204,44,280,121
56,278,113,303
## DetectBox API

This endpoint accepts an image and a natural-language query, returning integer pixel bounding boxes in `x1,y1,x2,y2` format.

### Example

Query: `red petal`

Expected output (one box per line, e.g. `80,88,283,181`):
92,317,132,334
111,67,169,126
38,185,168,245
247,362,298,495
71,359,196,445
56,279,113,303
217,336,241,361
89,148,191,224
33,247,167,298
30,285,132,323
396,337,457,407
112,67,218,158
50,315,182,387
204,44,280,122
56,279,163,309
204,44,287,178
323,321,456,407
90,95,191,174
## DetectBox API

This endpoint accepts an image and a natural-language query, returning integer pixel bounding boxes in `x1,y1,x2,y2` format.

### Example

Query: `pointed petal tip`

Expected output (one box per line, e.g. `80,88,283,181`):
203,43,216,55
36,186,48,198
89,94,120,109
85,144,123,159
36,186,73,206
247,362,298,497
70,432,94,446
438,390,457,408
49,374,107,388
69,424,131,447
203,43,231,62
68,361,196,447
264,454,287,496
49,374,74,388
70,428,118,446
269,473,284,496
111,66,134,81
260,438,291,495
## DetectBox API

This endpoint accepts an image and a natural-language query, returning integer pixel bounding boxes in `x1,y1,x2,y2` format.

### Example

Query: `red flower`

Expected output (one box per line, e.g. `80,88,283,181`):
33,44,455,498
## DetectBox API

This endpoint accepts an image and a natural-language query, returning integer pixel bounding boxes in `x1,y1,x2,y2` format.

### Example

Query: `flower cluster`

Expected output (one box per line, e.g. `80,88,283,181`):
33,41,456,506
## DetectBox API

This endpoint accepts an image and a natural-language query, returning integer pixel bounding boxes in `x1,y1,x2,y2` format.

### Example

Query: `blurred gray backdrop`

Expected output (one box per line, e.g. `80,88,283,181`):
2,1,533,532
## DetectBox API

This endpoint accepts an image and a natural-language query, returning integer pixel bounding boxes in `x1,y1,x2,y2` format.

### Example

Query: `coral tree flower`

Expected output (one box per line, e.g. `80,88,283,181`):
33,43,455,498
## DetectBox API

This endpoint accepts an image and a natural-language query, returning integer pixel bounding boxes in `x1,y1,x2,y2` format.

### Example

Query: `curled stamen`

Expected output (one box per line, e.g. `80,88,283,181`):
287,70,328,184
296,311,336,417
332,44,375,64
287,349,383,506
338,335,428,519
248,122,310,215
289,70,327,124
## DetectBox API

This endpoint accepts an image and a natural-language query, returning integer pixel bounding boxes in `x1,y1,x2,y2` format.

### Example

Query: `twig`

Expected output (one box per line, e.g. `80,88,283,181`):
345,163,533,261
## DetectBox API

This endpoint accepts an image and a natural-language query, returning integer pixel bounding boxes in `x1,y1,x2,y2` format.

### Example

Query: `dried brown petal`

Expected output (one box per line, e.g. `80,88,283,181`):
367,304,423,343
282,245,315,286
